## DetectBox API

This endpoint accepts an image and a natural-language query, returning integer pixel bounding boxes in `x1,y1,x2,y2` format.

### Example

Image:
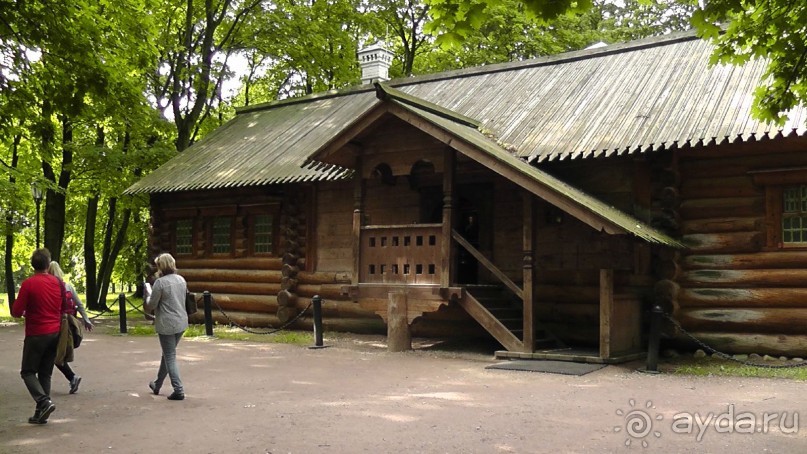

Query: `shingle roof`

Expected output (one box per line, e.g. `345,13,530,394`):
125,30,806,195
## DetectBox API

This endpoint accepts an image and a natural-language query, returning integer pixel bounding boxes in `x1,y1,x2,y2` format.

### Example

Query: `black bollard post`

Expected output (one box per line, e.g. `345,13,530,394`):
311,295,324,348
118,293,127,334
203,291,213,336
646,305,663,373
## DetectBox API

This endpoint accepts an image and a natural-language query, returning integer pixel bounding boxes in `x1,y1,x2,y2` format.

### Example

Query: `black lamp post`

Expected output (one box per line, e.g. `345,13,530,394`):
30,182,43,248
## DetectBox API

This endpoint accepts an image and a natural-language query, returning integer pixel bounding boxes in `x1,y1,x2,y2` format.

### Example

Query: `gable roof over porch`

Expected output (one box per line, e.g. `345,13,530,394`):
307,83,683,247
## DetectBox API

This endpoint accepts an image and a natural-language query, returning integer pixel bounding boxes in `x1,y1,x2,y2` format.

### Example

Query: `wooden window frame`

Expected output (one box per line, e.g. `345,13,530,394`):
172,218,195,257
164,208,198,257
243,204,280,257
200,206,237,257
751,168,807,250
209,216,235,256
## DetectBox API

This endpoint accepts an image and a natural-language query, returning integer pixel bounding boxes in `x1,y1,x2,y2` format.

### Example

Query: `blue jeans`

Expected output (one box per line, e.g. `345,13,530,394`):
20,333,59,405
155,332,184,394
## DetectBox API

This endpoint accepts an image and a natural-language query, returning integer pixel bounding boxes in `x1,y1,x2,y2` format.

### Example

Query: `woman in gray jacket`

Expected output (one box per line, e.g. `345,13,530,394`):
144,253,188,400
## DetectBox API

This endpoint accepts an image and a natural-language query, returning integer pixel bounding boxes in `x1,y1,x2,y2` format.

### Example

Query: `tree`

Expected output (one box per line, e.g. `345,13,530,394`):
690,0,807,125
147,0,263,152
424,0,593,47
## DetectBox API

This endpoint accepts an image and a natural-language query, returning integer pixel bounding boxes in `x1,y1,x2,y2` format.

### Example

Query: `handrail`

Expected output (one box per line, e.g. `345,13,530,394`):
451,229,523,300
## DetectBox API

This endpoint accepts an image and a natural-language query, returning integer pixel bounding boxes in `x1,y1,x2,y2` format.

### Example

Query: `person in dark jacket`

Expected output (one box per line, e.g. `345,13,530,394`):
11,248,61,424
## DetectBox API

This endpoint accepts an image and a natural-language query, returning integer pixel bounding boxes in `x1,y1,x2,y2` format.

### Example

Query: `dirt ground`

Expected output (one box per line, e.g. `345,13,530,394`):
1,319,805,454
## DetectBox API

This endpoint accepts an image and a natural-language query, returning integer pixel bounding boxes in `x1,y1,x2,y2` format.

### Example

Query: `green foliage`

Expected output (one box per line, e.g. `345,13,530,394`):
690,0,807,125
425,0,593,48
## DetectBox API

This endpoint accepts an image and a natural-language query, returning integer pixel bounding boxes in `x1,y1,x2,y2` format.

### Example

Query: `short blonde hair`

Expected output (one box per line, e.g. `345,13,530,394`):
48,261,65,280
154,253,177,275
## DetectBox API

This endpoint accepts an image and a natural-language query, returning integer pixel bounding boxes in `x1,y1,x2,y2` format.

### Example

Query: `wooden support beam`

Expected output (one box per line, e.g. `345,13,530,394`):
442,149,455,288
387,291,411,352
452,229,523,300
352,156,364,287
599,269,614,359
522,193,535,353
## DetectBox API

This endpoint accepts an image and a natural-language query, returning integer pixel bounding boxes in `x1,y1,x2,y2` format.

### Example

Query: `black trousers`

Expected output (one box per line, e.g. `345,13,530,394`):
55,362,75,381
20,332,59,404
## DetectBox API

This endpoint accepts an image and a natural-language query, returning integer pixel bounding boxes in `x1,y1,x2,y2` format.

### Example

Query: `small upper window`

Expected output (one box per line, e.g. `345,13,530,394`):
782,185,807,244
212,217,233,253
175,219,193,255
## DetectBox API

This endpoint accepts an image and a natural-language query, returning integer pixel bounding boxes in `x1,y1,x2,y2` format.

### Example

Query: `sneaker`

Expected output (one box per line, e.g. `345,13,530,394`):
29,400,55,424
69,375,82,394
148,381,160,395
167,392,185,401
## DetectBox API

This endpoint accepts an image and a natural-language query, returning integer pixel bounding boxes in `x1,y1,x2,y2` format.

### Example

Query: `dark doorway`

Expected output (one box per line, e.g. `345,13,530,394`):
455,184,492,284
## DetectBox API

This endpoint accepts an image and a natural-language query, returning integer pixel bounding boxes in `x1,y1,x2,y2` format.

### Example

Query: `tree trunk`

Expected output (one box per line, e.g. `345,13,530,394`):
84,195,100,309
97,207,130,309
4,135,20,308
41,117,73,262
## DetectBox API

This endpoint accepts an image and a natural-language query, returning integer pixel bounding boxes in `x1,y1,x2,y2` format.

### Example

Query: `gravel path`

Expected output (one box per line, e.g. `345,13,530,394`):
1,321,805,453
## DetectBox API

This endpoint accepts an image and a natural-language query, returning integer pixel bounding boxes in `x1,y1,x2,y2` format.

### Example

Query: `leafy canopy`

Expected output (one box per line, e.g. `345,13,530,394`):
690,0,807,125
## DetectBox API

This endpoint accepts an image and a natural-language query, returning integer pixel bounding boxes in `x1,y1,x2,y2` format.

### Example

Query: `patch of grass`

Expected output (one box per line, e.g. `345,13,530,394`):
114,320,313,346
197,325,314,345
664,356,807,381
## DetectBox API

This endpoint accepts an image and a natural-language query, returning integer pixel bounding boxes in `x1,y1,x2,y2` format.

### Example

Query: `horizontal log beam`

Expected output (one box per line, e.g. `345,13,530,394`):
672,331,807,356
681,269,807,287
679,197,763,220
679,176,761,199
204,293,278,313
679,287,807,308
677,308,807,334
682,231,762,254
177,257,283,270
182,268,282,284
683,251,807,270
190,311,385,334
189,282,281,295
297,271,352,285
680,217,762,235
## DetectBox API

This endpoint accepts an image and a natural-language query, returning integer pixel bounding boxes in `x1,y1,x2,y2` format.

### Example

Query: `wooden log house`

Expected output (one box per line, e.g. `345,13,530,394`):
126,30,807,361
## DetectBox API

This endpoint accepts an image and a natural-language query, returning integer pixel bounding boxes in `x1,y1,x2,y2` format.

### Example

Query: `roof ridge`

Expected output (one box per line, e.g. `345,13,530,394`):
235,29,701,116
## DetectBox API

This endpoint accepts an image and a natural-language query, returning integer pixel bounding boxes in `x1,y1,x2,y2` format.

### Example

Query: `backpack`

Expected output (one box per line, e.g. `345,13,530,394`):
64,288,78,316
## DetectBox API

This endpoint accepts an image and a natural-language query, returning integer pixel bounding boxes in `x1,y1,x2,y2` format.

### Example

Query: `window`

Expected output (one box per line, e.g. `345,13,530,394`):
211,217,233,254
165,202,281,257
254,214,274,253
750,168,807,249
175,219,193,255
782,185,807,244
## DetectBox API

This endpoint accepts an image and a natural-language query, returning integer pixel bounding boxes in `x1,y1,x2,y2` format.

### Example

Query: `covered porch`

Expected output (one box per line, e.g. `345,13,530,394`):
311,83,682,362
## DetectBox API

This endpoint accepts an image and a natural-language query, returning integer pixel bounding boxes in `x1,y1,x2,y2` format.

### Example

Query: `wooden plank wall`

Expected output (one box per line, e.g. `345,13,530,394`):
672,138,807,356
533,158,649,348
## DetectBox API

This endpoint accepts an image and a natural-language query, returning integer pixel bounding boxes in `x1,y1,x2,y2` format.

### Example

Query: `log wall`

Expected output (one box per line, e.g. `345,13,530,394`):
670,138,807,356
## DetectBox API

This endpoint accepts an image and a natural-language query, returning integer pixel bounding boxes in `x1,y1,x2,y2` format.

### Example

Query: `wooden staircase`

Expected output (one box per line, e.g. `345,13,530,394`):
459,285,563,352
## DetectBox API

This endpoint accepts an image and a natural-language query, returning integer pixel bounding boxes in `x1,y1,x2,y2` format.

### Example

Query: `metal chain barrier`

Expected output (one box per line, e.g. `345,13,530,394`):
664,313,807,369
209,295,312,335
122,295,151,317
117,293,311,335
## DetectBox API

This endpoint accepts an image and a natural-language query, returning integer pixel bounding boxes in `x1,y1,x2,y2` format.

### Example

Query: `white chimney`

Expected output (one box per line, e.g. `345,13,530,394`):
358,42,393,85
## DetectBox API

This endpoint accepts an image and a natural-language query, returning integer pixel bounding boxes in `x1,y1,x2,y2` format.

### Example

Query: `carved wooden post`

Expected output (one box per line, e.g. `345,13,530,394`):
387,291,411,351
441,149,455,287
352,156,364,286
522,193,535,353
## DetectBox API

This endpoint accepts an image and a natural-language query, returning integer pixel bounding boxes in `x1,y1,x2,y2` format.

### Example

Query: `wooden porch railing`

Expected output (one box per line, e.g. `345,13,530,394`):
451,229,523,299
359,224,442,284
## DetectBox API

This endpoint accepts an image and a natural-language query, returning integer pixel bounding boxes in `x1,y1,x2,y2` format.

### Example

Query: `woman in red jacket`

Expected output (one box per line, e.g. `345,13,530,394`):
12,248,62,424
